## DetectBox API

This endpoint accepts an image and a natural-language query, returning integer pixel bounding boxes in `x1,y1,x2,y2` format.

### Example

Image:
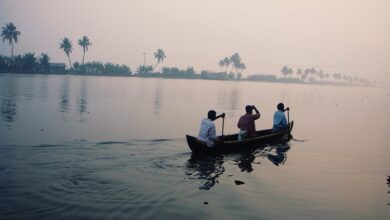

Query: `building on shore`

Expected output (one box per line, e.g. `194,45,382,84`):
49,63,66,73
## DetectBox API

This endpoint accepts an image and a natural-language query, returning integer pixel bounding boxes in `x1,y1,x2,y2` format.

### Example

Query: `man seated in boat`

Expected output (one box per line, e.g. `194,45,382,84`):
273,103,289,131
237,105,261,139
197,110,225,147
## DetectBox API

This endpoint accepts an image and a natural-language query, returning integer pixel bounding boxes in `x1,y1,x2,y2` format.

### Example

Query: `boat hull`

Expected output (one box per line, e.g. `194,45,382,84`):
186,121,294,154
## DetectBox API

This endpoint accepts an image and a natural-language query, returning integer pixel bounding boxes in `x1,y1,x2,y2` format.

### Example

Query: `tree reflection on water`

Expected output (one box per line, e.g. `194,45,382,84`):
185,143,291,190
0,96,17,124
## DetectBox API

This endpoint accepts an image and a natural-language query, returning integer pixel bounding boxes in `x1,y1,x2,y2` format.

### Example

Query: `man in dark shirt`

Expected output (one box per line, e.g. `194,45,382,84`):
237,105,261,138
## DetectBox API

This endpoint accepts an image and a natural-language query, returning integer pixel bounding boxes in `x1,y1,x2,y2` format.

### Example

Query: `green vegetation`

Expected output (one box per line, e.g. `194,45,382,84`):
0,53,47,72
247,74,278,82
161,67,197,78
270,65,371,86
78,36,92,64
0,22,373,86
59,37,73,68
218,53,245,80
39,53,50,72
0,23,131,76
153,49,166,71
136,65,154,75
0,53,130,75
73,61,131,76
1,22,21,60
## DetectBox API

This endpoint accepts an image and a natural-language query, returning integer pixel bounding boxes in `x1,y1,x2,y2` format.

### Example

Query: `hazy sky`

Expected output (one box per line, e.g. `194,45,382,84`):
1,0,389,82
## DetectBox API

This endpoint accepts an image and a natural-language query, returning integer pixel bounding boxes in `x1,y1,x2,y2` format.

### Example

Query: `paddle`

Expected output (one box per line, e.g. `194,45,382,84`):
219,113,225,144
285,107,292,139
286,107,290,125
221,114,225,136
284,107,305,142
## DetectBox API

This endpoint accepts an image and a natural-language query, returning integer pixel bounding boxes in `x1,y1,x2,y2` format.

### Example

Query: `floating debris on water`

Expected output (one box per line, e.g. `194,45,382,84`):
235,180,245,185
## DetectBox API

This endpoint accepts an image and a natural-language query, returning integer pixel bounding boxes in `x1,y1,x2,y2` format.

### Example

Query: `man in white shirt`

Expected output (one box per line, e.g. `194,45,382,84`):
273,103,289,131
198,110,225,147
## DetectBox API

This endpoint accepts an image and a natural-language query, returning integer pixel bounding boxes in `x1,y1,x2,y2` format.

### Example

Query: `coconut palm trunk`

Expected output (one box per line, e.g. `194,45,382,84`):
78,36,91,65
82,48,85,65
153,49,166,73
2,22,21,63
60,37,73,69
67,55,72,68
10,41,14,65
11,41,14,59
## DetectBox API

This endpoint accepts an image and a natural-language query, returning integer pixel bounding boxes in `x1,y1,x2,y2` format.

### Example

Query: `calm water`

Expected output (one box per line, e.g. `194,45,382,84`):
0,73,389,220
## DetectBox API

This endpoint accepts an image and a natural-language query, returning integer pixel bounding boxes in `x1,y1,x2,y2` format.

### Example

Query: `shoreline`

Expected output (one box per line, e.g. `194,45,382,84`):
0,71,380,88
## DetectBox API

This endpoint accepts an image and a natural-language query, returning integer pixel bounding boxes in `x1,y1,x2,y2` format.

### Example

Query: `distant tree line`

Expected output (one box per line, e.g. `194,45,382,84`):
0,53,50,73
1,22,131,75
1,22,373,86
72,61,131,76
160,67,196,78
133,65,248,80
217,53,245,79
0,53,131,75
277,65,371,85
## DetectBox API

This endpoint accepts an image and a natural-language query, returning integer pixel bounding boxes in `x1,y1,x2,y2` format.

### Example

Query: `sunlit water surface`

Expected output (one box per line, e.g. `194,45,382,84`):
1,74,389,220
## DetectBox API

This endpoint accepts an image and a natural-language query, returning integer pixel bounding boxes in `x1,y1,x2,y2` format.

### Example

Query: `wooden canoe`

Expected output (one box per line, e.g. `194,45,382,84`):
186,121,294,154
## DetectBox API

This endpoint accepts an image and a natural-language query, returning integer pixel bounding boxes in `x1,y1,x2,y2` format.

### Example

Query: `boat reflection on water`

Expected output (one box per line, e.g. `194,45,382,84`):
186,154,225,190
387,176,390,206
185,143,291,190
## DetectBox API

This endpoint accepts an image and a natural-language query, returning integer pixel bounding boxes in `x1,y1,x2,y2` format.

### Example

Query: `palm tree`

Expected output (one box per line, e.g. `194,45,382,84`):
232,61,240,74
1,22,21,60
218,59,225,72
60,37,73,68
39,53,50,72
318,69,324,80
230,53,241,73
21,52,37,71
153,49,166,71
288,68,293,75
333,73,341,81
137,65,154,75
237,62,246,79
281,66,289,77
78,36,92,64
223,57,230,73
